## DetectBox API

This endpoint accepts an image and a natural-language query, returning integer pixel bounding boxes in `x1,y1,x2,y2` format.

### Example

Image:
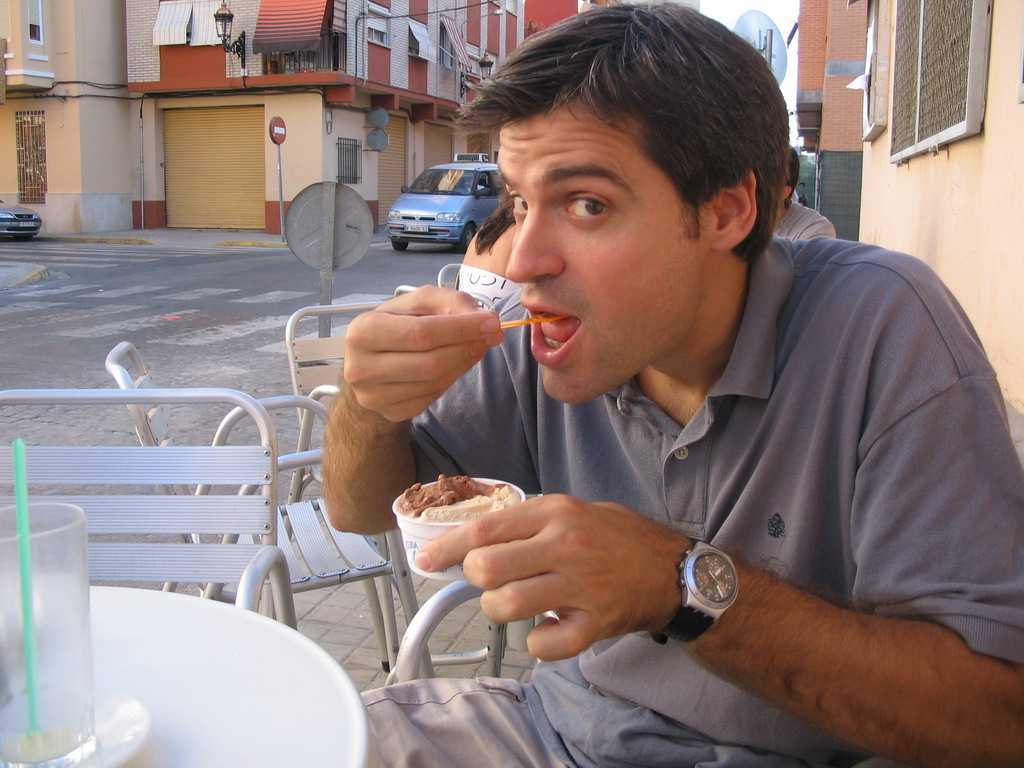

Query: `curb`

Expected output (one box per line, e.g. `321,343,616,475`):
212,240,289,248
49,236,158,246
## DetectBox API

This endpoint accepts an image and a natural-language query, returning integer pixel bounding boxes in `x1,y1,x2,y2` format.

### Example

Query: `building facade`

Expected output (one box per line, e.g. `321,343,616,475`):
0,0,134,234
856,0,1024,430
127,0,524,233
0,1,524,235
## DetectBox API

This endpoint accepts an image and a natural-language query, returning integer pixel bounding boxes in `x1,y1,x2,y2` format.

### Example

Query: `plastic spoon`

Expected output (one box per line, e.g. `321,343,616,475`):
499,313,569,329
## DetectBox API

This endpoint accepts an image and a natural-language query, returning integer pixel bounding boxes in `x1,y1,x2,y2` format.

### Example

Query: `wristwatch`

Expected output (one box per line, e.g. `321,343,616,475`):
653,541,738,643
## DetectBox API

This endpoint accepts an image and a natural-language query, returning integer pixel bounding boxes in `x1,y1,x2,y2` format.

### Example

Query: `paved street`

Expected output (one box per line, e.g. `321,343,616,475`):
0,229,537,692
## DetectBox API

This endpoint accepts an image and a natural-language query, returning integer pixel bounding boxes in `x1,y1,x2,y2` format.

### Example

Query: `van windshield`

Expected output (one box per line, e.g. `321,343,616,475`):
408,169,475,196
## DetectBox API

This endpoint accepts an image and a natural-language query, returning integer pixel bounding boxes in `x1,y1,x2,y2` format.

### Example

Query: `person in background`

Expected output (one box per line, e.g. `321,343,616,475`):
325,6,1024,767
775,147,836,239
457,194,518,308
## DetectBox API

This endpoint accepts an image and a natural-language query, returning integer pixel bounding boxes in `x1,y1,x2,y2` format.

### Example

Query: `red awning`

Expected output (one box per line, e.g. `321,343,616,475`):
253,0,330,54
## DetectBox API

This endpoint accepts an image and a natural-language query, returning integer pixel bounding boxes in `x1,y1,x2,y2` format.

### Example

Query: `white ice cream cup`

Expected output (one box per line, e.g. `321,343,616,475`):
393,477,526,581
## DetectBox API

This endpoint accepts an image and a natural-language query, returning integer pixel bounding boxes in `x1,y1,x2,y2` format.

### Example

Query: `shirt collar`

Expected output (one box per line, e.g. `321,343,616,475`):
709,238,794,401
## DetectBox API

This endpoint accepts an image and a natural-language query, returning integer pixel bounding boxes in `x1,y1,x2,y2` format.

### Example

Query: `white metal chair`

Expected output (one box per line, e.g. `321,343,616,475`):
104,341,420,671
0,387,297,626
286,304,518,679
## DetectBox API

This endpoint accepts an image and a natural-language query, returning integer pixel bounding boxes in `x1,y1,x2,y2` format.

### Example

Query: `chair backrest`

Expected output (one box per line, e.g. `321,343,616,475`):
284,301,386,398
0,388,280,589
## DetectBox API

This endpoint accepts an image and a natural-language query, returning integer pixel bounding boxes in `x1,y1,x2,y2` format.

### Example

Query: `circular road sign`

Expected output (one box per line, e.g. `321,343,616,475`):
269,116,287,145
285,182,374,271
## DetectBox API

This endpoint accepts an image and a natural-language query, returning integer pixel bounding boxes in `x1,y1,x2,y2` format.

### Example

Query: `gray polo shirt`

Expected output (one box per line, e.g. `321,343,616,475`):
410,238,1024,767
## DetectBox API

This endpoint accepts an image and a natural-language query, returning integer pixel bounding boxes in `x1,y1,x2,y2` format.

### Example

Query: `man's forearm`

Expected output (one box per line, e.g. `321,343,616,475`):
693,563,1024,767
322,385,416,534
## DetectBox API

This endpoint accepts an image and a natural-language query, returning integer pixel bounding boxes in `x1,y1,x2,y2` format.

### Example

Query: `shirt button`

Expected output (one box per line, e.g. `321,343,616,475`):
673,447,689,460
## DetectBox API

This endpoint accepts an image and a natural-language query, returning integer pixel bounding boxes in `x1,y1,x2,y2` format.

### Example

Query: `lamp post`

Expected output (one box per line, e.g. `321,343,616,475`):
214,1,247,72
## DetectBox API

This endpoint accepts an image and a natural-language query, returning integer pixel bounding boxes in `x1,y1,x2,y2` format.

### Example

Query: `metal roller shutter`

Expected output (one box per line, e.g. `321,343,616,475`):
376,112,407,227
164,106,265,229
423,122,452,169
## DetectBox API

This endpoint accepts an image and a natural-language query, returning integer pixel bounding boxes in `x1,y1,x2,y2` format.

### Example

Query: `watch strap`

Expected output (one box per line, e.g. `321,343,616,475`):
651,605,715,644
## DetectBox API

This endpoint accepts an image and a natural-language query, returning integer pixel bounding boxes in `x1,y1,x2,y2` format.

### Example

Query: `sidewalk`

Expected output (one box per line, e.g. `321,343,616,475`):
0,227,389,289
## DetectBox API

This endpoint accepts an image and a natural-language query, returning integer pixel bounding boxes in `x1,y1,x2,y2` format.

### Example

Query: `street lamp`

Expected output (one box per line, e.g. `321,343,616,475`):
461,54,495,98
214,1,246,71
478,54,494,78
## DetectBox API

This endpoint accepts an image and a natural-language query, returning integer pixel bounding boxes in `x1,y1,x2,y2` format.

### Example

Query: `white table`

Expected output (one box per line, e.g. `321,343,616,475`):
89,587,368,768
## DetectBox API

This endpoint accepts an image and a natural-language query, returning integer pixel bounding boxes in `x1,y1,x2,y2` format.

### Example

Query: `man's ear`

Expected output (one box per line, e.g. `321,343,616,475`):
702,171,757,252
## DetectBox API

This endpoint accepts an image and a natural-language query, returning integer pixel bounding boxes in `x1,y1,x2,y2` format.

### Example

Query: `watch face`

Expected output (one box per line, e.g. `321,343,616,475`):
691,551,737,606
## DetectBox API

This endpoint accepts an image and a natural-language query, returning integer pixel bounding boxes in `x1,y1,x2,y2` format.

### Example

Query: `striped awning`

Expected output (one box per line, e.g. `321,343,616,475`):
153,1,192,46
440,15,471,70
253,0,329,54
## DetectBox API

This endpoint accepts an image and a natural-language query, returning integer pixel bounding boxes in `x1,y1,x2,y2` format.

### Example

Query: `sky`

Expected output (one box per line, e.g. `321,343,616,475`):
699,0,800,127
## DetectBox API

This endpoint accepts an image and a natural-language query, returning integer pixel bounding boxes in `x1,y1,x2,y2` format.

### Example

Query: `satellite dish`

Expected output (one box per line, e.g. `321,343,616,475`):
285,182,374,271
734,10,788,85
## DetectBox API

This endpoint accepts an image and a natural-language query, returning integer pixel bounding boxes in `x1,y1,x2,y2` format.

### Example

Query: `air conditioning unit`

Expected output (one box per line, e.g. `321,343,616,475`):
453,153,489,162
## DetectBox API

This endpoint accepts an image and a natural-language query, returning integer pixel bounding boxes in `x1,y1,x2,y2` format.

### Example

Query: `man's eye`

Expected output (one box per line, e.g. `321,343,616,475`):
569,198,606,217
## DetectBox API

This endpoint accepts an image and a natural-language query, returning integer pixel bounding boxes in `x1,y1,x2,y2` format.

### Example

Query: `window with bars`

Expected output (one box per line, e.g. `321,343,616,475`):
16,111,47,204
889,0,992,163
337,137,361,184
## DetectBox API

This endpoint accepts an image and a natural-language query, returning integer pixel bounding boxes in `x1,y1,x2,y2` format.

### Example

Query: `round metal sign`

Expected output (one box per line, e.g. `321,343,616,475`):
285,182,374,271
367,128,389,152
268,116,287,145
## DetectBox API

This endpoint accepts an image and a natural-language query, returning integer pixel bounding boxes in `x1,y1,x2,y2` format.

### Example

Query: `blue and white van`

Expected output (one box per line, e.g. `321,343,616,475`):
387,157,504,252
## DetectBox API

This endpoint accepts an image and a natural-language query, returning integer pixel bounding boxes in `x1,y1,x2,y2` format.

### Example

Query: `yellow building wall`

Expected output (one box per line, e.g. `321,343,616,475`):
859,1,1024,422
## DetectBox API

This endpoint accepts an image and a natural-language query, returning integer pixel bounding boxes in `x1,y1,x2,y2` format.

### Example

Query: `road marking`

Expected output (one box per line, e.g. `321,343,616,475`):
229,291,312,304
158,288,241,300
76,286,170,298
54,309,196,338
152,315,291,345
5,284,102,296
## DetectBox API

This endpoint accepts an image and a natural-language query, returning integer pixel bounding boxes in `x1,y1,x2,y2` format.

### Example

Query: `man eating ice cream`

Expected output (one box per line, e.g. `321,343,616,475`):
323,6,1024,768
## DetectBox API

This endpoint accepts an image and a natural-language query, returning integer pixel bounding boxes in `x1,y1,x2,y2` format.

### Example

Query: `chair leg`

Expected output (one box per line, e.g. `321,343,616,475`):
359,578,392,672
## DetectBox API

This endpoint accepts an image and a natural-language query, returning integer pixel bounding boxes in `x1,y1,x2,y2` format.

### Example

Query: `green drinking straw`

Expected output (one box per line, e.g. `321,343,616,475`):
12,438,41,733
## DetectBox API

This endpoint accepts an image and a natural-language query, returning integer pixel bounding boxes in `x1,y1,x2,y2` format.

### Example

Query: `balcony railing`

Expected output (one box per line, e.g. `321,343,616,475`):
263,31,345,75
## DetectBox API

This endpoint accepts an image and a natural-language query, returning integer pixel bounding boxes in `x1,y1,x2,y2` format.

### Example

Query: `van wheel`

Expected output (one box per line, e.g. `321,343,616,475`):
456,223,477,253
391,240,409,251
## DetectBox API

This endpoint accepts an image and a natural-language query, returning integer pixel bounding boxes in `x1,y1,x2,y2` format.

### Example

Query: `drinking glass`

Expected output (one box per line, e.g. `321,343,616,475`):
0,503,96,768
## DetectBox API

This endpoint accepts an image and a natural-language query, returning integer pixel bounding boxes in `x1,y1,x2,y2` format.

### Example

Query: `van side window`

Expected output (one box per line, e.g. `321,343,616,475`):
476,173,495,197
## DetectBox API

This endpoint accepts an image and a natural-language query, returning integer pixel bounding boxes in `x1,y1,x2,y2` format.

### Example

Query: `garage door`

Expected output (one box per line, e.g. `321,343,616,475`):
164,106,265,229
376,111,407,227
423,122,452,169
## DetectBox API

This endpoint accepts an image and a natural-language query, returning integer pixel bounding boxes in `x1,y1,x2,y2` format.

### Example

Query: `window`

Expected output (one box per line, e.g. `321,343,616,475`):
1018,12,1024,103
889,0,992,163
439,18,455,69
16,111,47,205
152,0,219,47
408,19,435,61
367,6,390,47
337,137,362,184
28,0,42,42
857,0,890,142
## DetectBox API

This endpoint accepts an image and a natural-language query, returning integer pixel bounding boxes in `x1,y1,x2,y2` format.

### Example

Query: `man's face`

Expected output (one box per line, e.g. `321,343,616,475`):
498,107,737,404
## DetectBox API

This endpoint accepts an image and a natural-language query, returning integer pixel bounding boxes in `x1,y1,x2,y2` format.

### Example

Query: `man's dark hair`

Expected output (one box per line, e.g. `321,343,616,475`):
458,5,790,261
784,147,801,209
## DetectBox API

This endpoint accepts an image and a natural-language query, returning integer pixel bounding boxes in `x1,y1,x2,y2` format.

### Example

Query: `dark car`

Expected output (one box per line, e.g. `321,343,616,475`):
0,200,42,240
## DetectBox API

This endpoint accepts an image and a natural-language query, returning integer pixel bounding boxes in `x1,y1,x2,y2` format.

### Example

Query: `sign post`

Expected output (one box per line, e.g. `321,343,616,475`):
269,116,287,242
